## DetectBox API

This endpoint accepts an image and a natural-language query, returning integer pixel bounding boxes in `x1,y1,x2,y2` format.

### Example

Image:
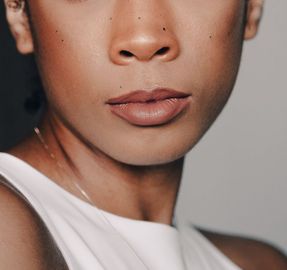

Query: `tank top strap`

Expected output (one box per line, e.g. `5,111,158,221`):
0,152,242,270
0,153,152,270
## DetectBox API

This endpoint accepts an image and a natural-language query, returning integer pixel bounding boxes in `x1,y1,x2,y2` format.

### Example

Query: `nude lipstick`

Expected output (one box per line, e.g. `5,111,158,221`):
106,88,191,126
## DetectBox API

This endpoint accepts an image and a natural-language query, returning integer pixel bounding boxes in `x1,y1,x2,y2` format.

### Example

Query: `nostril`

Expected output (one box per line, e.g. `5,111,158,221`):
156,47,170,55
120,50,134,57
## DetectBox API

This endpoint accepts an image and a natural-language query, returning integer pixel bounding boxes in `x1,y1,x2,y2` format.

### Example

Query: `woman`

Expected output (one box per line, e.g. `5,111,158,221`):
0,0,286,269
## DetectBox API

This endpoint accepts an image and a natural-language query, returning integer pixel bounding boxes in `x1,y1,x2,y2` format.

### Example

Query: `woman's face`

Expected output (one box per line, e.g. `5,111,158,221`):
27,0,246,165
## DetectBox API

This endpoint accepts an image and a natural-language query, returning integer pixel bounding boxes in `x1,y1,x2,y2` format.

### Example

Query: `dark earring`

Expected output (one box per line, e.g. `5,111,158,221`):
7,0,24,12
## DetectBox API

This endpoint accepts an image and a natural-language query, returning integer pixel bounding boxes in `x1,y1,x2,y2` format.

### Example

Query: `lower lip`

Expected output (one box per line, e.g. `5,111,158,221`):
108,97,190,126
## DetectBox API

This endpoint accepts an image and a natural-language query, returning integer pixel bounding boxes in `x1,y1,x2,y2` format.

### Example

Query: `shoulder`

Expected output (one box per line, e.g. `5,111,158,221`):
0,176,68,269
198,227,287,270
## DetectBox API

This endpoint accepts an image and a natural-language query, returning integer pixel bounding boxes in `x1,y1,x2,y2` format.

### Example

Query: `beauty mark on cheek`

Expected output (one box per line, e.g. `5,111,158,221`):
54,29,64,43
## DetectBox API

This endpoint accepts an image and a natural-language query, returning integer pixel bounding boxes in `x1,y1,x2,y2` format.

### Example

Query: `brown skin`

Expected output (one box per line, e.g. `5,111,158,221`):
0,176,68,270
3,0,286,269
4,0,261,223
199,228,287,270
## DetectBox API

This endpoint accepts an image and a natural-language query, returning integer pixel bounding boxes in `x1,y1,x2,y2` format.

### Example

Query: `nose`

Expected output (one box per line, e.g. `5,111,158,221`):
109,34,180,65
108,2,180,65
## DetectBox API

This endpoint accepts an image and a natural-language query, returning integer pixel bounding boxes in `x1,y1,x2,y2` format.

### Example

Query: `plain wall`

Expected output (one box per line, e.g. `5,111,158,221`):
0,0,286,253
177,0,287,253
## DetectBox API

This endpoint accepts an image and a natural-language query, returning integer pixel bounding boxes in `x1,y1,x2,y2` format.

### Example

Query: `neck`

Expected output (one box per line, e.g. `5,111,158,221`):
10,111,185,225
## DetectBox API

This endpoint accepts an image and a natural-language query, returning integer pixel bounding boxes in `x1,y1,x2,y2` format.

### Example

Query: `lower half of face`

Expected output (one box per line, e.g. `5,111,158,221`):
30,0,245,165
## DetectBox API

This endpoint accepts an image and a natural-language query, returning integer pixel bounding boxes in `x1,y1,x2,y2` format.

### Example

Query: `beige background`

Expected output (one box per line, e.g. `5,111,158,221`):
177,0,287,253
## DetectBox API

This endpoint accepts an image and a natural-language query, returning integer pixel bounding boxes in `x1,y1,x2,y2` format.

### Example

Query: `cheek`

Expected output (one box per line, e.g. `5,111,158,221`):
178,2,245,126
29,2,111,109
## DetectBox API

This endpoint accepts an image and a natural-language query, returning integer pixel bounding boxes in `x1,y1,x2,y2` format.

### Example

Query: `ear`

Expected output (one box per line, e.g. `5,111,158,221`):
4,0,34,54
244,0,264,40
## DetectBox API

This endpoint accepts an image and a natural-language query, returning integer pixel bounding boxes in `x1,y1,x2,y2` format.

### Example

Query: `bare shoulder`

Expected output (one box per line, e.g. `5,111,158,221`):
0,177,68,269
198,226,287,270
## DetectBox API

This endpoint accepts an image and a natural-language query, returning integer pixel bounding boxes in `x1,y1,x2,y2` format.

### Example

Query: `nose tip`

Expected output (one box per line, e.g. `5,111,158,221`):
109,34,180,65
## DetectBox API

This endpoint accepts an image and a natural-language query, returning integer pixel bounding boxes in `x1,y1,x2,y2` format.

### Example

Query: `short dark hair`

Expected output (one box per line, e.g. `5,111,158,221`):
22,0,46,114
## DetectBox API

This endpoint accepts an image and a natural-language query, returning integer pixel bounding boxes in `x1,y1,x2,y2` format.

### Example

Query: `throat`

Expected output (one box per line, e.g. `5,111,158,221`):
9,111,184,226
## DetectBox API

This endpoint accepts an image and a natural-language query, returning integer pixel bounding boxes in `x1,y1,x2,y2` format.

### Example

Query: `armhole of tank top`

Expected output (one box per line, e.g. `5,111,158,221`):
0,174,69,270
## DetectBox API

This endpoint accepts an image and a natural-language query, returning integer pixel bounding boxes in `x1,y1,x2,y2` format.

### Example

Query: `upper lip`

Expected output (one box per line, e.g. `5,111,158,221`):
105,88,191,104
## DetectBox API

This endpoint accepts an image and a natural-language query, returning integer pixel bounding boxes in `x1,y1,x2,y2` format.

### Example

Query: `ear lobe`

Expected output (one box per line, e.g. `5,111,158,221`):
4,0,34,54
244,0,264,40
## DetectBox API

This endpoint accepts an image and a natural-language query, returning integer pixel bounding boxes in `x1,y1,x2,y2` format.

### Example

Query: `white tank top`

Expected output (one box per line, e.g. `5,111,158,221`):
0,153,241,270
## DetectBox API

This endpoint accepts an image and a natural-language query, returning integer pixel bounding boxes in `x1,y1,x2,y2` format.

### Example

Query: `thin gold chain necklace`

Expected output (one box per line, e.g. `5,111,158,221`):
33,127,151,270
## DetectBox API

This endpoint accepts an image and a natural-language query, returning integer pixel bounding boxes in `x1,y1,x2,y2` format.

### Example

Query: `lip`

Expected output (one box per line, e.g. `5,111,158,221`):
106,88,190,104
106,88,191,126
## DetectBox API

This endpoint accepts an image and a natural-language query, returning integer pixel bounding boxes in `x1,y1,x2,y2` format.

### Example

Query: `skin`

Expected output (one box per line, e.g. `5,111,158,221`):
4,0,287,269
4,0,263,223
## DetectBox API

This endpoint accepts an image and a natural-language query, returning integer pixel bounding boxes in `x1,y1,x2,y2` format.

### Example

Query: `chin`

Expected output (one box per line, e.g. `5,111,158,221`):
103,138,195,166
113,153,185,166
84,117,206,167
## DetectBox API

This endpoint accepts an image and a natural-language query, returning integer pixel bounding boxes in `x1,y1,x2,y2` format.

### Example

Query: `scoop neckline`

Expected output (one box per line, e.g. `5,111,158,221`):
0,152,179,232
